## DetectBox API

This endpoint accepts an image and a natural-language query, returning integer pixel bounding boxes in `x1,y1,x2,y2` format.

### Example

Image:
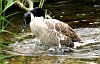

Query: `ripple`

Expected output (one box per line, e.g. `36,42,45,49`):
4,27,100,59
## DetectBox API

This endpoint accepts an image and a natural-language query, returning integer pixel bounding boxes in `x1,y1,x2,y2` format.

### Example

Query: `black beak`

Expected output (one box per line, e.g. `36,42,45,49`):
22,12,31,32
22,19,27,32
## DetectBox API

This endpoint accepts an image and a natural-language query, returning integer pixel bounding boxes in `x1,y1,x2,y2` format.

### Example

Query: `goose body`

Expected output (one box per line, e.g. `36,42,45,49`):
23,7,83,47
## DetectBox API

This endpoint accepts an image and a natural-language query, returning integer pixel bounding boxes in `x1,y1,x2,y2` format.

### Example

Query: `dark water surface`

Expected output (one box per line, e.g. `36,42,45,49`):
1,0,100,64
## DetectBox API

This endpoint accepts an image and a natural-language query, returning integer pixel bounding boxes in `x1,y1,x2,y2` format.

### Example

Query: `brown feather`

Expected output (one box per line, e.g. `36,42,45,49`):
45,19,83,43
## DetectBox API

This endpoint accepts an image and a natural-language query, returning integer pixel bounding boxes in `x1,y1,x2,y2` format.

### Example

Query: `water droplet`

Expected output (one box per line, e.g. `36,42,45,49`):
74,21,80,22
94,22,99,24
82,20,87,22
96,20,100,21
60,16,63,18
91,12,94,13
62,12,65,14
89,23,93,24
93,5,100,7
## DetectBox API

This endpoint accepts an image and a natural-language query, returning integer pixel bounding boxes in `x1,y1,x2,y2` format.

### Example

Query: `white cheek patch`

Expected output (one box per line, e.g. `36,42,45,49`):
31,13,34,21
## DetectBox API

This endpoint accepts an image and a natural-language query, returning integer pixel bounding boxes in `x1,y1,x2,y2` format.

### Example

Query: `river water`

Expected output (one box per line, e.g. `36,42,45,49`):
2,0,100,64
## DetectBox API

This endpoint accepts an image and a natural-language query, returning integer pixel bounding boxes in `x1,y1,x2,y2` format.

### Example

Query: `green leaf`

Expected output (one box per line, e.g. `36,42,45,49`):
2,0,15,13
5,11,20,18
0,0,2,11
33,0,46,2
0,29,5,33
0,8,2,13
0,41,13,45
0,30,19,38
0,55,14,60
39,0,45,8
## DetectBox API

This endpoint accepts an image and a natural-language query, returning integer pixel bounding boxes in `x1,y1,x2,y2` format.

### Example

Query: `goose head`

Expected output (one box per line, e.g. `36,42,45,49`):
22,7,45,32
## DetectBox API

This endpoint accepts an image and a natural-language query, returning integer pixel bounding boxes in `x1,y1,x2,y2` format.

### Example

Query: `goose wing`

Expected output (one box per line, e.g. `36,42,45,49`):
45,19,83,42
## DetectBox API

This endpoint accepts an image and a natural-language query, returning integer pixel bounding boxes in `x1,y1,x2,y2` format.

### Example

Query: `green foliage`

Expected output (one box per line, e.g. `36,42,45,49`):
0,0,46,60
39,0,45,8
76,14,86,18
33,0,45,2
0,0,17,60
0,0,16,30
0,55,14,60
2,0,15,13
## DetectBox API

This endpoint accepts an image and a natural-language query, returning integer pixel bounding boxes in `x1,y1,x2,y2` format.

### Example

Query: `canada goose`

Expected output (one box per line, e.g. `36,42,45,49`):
23,7,84,48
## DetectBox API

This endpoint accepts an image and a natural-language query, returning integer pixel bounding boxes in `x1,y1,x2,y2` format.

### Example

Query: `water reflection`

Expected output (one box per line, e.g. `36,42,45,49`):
93,5,100,7
2,1,100,63
5,26,100,59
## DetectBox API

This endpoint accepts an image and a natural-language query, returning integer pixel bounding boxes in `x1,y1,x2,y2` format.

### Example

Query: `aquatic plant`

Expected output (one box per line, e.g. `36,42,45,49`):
0,0,17,61
0,0,47,60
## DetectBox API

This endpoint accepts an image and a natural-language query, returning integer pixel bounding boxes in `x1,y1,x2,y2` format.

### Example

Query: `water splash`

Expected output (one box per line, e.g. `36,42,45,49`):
4,27,100,58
